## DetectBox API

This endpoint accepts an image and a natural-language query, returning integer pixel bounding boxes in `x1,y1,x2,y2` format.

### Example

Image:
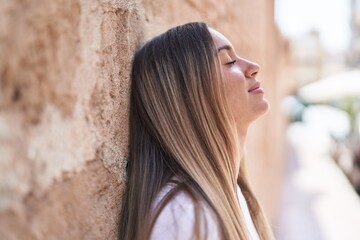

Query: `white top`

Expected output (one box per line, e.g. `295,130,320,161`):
150,182,260,240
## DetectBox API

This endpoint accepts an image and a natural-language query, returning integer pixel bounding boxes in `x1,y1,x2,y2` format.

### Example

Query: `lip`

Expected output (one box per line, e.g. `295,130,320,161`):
249,87,264,94
248,82,264,94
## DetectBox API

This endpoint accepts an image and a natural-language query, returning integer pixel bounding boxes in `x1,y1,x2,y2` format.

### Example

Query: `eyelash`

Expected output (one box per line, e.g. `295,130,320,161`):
226,60,236,65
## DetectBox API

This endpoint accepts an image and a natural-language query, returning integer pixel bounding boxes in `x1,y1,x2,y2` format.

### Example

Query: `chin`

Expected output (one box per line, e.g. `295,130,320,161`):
261,99,270,114
254,99,270,119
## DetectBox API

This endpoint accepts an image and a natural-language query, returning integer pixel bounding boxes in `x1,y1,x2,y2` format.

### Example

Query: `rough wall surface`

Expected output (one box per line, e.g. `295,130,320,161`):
0,0,142,239
0,0,287,239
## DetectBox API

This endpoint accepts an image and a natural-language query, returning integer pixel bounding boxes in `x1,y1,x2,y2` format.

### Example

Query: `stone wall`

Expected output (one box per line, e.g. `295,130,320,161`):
0,0,288,239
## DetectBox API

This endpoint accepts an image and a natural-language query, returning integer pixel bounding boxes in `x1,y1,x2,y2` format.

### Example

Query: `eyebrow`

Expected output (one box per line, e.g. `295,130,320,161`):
217,44,232,52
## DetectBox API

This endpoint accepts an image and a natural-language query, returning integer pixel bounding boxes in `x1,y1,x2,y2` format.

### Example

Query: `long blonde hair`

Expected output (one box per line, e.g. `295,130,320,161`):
119,22,274,240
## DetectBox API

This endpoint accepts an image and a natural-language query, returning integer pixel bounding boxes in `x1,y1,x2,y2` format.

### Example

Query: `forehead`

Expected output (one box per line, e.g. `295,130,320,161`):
209,29,232,49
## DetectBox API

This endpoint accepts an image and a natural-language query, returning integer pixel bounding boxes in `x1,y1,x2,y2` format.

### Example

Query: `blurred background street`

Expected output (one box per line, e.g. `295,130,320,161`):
275,0,360,239
276,121,360,240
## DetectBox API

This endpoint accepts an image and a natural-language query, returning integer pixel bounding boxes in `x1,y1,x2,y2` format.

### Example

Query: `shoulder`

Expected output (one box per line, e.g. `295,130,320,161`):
150,182,221,240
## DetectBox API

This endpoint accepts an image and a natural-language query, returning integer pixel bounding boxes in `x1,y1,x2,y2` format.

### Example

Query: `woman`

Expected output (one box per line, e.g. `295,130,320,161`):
119,22,274,240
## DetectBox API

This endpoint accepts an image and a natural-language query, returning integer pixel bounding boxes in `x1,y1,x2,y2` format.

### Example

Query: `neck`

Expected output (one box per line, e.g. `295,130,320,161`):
234,125,248,178
236,125,248,151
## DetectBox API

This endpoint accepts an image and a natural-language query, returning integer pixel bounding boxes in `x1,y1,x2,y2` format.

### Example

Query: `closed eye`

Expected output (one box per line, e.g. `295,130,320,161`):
225,60,236,65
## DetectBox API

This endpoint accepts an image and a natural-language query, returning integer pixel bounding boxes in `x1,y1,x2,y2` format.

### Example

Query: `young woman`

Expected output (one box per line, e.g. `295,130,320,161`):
119,22,274,240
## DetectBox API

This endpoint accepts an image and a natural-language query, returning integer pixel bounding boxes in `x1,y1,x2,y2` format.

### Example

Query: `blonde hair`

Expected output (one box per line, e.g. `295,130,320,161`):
119,22,274,240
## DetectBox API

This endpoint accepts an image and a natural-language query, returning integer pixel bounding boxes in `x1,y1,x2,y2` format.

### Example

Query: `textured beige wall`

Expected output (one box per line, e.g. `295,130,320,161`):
0,0,143,239
0,0,287,239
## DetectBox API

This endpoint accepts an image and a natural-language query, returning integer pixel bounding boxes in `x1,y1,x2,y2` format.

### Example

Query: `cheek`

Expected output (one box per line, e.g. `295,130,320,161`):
223,66,246,83
223,69,247,99
223,72,248,118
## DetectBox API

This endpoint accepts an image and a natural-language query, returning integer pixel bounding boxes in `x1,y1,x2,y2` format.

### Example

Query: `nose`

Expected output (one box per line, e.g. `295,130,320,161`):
244,60,260,79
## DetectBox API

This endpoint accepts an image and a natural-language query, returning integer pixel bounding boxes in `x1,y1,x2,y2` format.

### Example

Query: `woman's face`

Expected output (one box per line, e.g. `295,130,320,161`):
210,29,269,132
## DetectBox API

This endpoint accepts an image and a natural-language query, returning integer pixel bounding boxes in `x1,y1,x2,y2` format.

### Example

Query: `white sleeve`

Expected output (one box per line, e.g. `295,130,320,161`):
150,190,221,240
236,186,260,240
